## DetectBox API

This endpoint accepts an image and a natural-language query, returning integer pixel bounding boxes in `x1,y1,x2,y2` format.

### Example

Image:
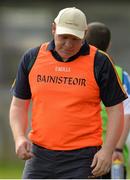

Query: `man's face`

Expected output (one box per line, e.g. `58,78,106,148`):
52,24,84,60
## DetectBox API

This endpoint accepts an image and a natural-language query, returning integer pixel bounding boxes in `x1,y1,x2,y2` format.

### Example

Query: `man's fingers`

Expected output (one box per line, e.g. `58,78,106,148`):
26,141,32,152
91,155,97,168
92,160,111,177
16,141,34,160
22,152,34,160
19,150,34,160
92,158,103,175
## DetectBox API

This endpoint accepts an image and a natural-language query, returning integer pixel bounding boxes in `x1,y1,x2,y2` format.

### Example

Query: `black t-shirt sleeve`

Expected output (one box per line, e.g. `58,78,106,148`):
94,50,127,107
11,46,40,99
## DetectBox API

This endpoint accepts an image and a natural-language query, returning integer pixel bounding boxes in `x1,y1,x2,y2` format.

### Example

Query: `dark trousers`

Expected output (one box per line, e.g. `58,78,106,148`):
22,144,101,179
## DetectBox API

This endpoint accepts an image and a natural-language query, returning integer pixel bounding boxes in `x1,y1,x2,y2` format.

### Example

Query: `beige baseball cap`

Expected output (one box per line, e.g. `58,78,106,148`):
54,7,87,39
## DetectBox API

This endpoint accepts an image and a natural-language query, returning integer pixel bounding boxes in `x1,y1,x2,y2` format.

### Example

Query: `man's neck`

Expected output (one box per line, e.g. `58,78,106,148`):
62,58,69,62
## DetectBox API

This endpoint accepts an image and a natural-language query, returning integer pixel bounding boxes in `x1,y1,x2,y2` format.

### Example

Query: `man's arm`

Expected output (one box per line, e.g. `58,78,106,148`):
112,114,130,162
112,72,130,161
91,102,124,177
9,96,33,160
115,114,130,149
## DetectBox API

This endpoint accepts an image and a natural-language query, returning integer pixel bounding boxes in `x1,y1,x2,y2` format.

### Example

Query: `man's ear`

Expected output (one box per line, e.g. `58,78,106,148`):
52,22,56,35
107,41,112,51
84,30,88,40
81,30,88,44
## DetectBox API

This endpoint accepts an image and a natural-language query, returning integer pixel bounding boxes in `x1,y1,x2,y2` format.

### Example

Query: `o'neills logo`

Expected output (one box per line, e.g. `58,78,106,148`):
37,75,87,86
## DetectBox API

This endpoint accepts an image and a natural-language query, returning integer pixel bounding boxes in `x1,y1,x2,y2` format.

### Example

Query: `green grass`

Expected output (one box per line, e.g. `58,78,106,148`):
0,161,24,179
0,161,130,179
127,166,130,179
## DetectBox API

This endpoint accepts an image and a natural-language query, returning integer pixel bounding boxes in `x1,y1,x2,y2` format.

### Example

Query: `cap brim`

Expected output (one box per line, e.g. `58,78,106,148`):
56,26,84,39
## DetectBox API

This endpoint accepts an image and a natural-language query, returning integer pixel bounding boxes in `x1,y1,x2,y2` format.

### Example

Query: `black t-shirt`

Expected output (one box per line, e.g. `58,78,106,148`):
12,40,127,107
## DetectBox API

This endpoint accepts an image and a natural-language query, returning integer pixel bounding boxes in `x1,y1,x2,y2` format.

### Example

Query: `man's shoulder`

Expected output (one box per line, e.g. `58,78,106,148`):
94,49,112,69
24,45,41,59
17,45,42,74
96,49,111,61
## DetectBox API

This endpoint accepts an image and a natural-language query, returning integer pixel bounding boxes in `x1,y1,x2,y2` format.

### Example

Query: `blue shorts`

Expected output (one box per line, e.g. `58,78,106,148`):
22,144,101,179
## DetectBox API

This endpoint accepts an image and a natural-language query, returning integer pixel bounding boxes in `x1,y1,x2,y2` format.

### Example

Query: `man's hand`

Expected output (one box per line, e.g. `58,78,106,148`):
112,151,124,163
15,136,34,160
91,147,112,177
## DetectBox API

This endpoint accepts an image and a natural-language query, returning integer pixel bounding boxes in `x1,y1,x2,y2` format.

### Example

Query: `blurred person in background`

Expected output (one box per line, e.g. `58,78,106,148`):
9,7,127,179
86,21,130,179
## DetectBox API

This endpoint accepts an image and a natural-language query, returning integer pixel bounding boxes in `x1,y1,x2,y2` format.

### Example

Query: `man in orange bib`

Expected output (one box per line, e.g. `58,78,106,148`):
10,7,127,179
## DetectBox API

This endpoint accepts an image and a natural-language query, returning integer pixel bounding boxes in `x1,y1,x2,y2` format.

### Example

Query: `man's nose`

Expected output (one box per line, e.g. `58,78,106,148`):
65,40,73,48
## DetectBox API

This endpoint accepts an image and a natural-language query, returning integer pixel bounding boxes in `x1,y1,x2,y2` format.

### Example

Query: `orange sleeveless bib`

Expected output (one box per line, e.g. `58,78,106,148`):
28,43,102,150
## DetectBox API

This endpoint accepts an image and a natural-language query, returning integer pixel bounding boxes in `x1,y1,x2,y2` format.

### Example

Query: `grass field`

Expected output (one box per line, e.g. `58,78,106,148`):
0,161,24,179
0,161,130,179
128,168,130,179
